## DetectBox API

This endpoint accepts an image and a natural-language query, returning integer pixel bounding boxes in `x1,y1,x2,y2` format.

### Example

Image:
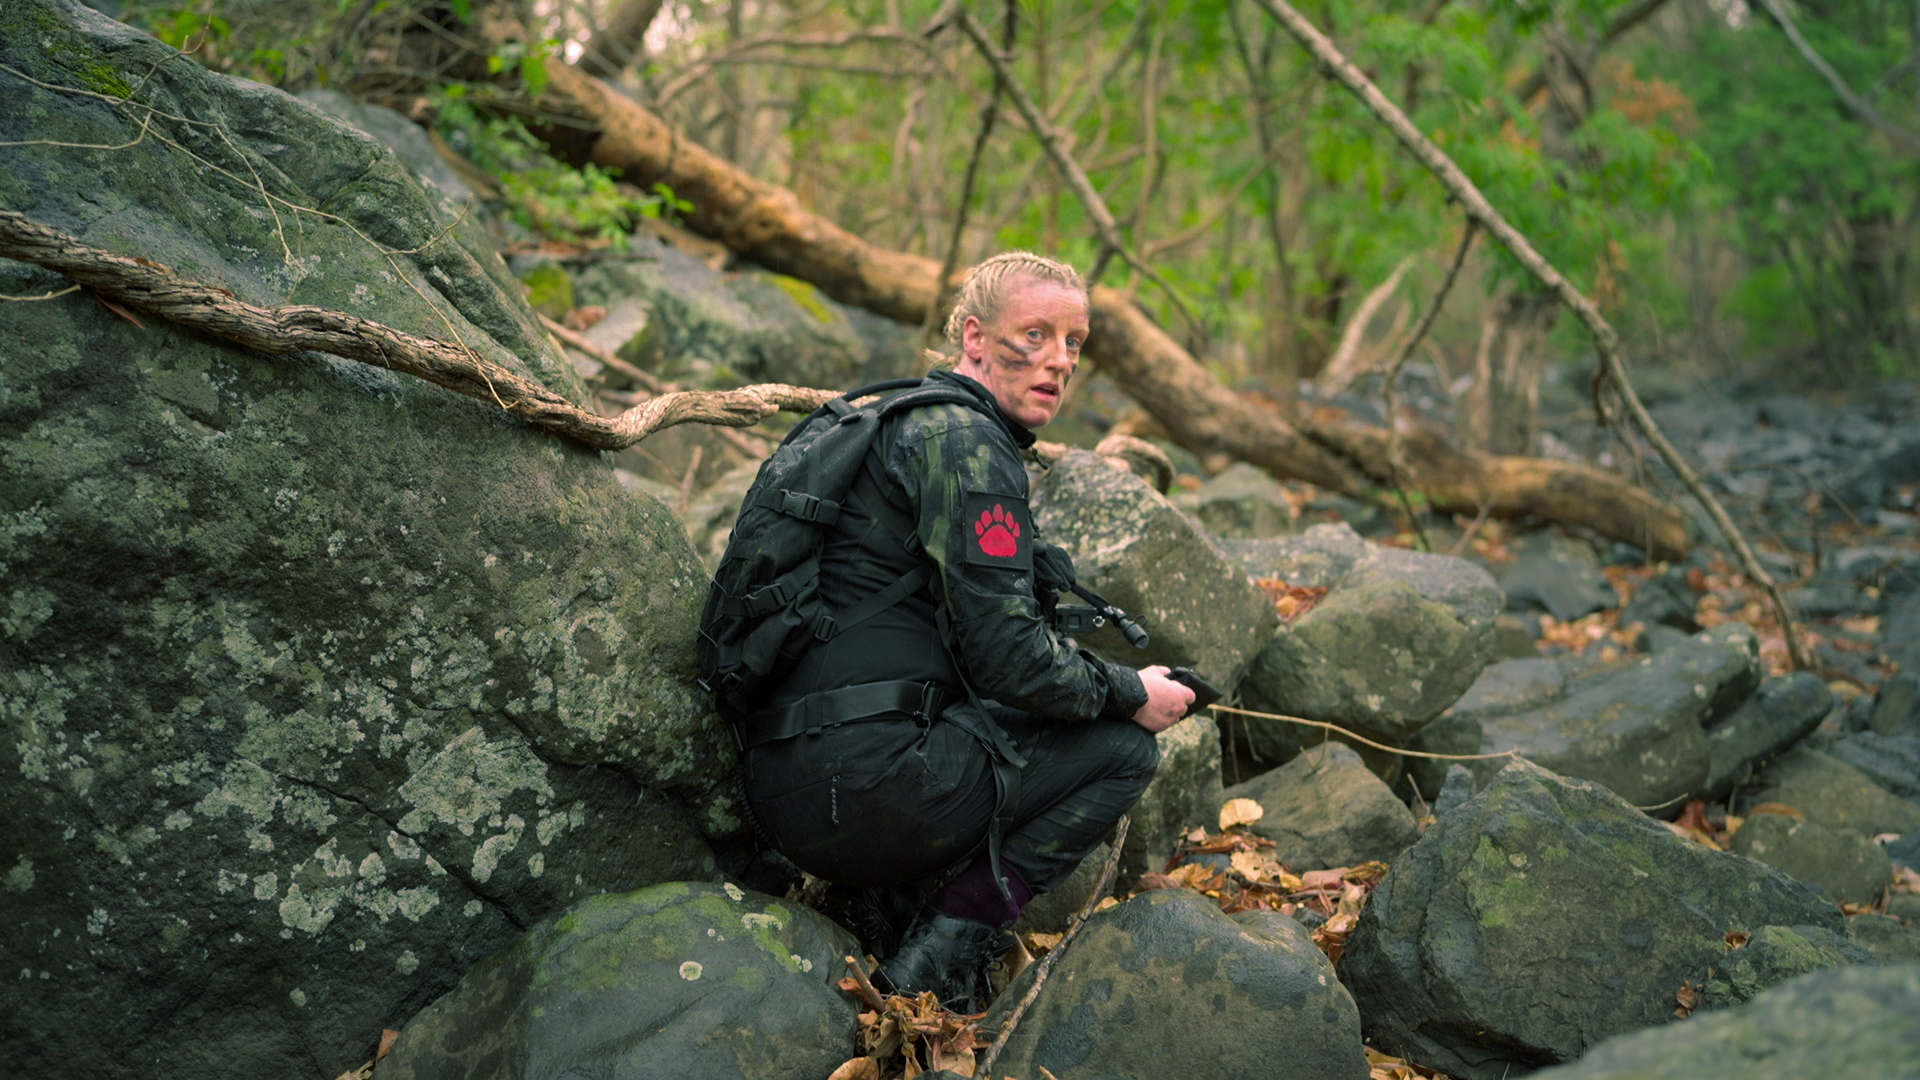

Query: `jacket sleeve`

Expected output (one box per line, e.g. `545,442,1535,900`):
890,410,1148,723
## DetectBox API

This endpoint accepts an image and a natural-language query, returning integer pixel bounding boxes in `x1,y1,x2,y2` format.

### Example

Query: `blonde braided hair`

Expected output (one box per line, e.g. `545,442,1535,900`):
937,251,1089,356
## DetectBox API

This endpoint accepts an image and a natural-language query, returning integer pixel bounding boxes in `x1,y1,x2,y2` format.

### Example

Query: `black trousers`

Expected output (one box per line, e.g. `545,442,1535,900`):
743,704,1160,893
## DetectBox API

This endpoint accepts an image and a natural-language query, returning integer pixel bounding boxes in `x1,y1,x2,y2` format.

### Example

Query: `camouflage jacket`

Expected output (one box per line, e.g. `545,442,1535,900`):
769,370,1147,723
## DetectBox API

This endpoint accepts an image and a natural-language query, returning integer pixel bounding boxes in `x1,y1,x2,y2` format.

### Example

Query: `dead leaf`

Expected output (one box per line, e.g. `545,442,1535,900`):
376,1029,400,1062
827,1056,882,1080
1231,849,1285,883
1747,802,1806,820
92,292,146,329
1299,868,1350,891
1219,797,1266,830
563,305,608,331
1673,981,1700,1019
1724,930,1751,950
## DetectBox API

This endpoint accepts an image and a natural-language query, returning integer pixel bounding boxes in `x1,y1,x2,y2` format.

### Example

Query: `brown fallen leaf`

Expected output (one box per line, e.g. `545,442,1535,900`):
1747,802,1806,820
1673,980,1701,1018
1220,797,1266,831
376,1029,400,1062
92,291,146,329
827,1056,882,1080
1724,930,1751,951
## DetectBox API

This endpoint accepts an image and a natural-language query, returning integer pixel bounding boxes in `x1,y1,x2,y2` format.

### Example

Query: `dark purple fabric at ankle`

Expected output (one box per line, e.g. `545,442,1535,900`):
930,854,1031,926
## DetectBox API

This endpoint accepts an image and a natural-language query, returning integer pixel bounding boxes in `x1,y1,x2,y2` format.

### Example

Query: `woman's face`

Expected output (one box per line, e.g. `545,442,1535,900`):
955,278,1089,430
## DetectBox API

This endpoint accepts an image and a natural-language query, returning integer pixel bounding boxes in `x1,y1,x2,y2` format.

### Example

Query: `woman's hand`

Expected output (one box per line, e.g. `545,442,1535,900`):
1130,665,1196,733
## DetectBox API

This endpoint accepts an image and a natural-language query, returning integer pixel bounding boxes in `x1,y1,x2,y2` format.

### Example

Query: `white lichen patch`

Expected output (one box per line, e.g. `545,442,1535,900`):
679,961,702,981
394,950,419,975
278,883,342,935
5,855,32,893
289,988,307,1007
722,882,745,902
526,853,544,878
470,813,526,883
395,886,440,922
463,900,482,917
162,810,193,831
358,853,387,887
742,912,783,933
395,728,552,839
86,908,109,936
253,872,278,901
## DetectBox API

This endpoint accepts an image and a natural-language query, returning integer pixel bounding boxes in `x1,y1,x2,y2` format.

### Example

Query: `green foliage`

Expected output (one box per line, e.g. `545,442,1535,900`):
436,86,666,247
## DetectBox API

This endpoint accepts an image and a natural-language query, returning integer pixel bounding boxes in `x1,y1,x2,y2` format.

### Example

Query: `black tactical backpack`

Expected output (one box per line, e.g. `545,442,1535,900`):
697,377,989,724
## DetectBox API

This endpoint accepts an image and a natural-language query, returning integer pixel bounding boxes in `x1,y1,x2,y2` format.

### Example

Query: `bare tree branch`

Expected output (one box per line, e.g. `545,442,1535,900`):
1254,0,1809,670
1753,0,1920,153
577,0,665,81
0,209,832,451
1315,255,1413,399
923,0,1017,345
938,6,1203,334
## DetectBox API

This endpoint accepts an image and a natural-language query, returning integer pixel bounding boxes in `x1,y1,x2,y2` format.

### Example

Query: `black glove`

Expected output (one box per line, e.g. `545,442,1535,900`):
1033,541,1077,618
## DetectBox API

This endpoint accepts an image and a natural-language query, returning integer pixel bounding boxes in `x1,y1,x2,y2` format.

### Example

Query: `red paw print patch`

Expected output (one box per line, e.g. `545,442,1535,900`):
962,491,1033,570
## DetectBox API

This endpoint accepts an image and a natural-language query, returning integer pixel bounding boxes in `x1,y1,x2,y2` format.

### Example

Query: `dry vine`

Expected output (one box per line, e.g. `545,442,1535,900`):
0,209,833,450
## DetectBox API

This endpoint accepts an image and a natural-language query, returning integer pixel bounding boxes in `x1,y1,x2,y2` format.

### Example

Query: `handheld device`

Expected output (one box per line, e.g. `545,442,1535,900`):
1167,667,1222,717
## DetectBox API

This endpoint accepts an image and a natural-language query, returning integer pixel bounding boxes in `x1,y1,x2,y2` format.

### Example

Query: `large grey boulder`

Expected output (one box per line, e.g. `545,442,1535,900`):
1701,672,1833,800
1827,731,1920,801
1404,657,1567,803
571,245,920,391
1736,750,1920,838
1223,523,1500,753
984,888,1369,1080
1221,742,1418,869
1123,715,1226,880
1031,451,1278,688
1526,963,1920,1080
1730,813,1893,906
0,5,729,1077
1461,625,1762,809
1498,534,1619,621
1171,461,1295,539
379,882,859,1080
1341,759,1851,1080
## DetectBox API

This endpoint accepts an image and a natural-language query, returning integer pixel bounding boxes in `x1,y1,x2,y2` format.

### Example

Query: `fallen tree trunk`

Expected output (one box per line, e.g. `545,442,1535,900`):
539,58,1691,558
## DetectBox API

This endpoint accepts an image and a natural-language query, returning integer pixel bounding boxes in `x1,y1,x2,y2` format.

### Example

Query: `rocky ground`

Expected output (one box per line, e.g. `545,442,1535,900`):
4,3,1919,1077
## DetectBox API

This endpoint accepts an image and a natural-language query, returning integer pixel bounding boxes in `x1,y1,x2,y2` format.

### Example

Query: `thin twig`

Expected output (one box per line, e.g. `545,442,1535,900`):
842,955,889,1011
0,284,81,302
922,0,1017,347
977,815,1130,1080
1208,704,1520,761
540,312,667,392
1754,0,1920,153
943,9,1203,336
1382,220,1478,551
1253,0,1811,672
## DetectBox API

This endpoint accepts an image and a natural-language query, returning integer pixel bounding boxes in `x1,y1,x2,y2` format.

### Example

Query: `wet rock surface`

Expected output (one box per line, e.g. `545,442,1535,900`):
1222,742,1417,869
1341,759,1849,1080
1523,963,1920,1080
1225,524,1500,752
1032,450,1278,688
379,882,859,1080
984,888,1369,1080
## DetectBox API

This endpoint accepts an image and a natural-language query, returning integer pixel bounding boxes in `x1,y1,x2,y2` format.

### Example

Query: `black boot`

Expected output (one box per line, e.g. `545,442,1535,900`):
816,883,923,960
876,909,1005,1012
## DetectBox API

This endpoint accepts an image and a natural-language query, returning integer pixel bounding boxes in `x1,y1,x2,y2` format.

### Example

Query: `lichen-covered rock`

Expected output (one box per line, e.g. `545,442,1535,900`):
1736,749,1920,838
1171,461,1295,539
1827,731,1920,801
1341,759,1850,1080
1221,742,1417,869
985,888,1369,1080
1224,523,1500,752
1462,625,1763,809
1031,451,1278,689
682,460,763,571
1731,812,1893,906
1122,715,1226,879
0,4,729,1077
1702,672,1833,801
379,882,859,1080
570,244,921,391
1526,962,1920,1079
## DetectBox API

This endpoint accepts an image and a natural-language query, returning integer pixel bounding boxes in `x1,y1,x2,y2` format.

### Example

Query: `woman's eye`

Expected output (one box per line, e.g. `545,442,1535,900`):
1066,337,1082,350
1026,329,1043,342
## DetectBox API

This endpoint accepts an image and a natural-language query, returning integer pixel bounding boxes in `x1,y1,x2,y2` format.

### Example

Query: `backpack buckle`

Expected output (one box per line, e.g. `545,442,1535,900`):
812,614,837,641
776,490,841,525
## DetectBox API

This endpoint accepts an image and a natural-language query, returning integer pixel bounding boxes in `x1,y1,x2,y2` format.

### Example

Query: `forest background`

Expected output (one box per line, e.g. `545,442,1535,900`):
110,0,1920,460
